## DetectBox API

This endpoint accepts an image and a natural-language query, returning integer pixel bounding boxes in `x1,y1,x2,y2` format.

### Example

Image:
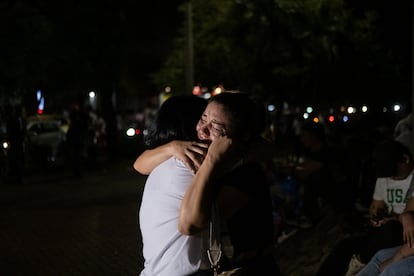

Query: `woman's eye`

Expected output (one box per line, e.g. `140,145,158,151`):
212,127,224,135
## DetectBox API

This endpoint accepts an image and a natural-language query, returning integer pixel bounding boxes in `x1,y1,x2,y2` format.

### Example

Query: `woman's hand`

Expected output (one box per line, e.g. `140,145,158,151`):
170,140,209,173
370,214,397,228
369,217,385,228
133,140,209,175
203,135,245,176
368,202,388,227
401,211,414,247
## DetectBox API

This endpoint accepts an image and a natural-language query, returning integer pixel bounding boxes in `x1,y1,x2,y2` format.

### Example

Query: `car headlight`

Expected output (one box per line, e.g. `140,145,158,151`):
126,127,136,137
1,140,10,150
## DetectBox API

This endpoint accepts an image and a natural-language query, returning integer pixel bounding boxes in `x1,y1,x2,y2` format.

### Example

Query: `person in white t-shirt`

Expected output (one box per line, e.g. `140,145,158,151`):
343,139,414,276
138,95,212,276
355,139,414,275
316,139,414,276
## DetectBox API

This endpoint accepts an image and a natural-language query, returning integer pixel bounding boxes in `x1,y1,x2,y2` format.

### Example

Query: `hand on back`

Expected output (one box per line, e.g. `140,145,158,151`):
171,140,209,173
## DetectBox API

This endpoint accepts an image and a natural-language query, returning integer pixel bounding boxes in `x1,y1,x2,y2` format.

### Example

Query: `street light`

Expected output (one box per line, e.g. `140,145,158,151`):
89,90,96,109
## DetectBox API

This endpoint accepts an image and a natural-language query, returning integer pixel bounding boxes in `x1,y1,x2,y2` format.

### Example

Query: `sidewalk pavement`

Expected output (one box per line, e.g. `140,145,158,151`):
0,158,147,276
0,157,362,276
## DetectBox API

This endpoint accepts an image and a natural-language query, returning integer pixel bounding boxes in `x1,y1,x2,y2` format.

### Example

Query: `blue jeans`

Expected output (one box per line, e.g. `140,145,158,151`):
357,246,414,276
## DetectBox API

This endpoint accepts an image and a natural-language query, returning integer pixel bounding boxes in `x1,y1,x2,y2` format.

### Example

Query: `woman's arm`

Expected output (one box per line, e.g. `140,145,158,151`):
134,135,278,175
401,210,414,248
178,135,242,235
369,199,388,227
133,140,208,175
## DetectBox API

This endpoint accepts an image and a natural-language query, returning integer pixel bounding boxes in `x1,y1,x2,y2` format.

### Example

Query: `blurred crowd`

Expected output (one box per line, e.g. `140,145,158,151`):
0,103,110,183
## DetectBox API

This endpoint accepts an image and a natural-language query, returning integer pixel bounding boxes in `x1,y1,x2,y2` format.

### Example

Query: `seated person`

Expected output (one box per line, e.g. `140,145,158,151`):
316,139,414,276
292,121,354,226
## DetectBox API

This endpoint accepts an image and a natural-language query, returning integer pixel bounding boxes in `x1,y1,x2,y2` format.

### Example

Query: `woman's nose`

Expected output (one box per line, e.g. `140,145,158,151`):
198,123,210,136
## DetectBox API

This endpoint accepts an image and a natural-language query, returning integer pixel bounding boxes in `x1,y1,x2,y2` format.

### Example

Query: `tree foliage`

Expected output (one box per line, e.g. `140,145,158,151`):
152,0,411,108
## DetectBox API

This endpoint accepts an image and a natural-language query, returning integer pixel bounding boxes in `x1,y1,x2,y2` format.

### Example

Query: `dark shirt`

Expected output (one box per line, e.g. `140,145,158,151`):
217,162,274,254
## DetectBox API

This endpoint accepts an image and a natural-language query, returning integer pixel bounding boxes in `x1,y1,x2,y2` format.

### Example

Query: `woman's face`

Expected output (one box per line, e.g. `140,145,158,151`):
196,102,231,142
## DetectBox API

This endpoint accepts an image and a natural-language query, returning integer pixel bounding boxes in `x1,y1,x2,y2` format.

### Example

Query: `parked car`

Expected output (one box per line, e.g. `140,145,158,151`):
25,119,67,166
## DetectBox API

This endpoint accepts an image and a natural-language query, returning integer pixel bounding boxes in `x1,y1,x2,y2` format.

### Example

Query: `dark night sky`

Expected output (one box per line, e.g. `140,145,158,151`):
0,0,412,115
0,0,186,104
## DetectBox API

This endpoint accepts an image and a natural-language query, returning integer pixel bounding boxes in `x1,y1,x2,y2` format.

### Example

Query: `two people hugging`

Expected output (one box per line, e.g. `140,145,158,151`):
135,92,282,276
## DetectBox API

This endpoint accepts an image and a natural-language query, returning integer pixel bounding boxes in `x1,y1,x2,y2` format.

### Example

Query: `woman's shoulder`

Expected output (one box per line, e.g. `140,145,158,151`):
151,157,193,177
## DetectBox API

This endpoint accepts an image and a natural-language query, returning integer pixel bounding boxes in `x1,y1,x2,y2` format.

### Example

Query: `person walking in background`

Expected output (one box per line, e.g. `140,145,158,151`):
66,103,89,177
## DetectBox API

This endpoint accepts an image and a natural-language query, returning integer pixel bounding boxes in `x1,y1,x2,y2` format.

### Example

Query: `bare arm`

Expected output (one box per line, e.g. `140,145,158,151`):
369,199,388,227
133,136,277,175
133,142,176,175
133,140,209,175
376,200,414,272
404,197,414,212
401,208,414,248
178,136,242,235
378,199,414,272
178,153,217,235
379,199,414,273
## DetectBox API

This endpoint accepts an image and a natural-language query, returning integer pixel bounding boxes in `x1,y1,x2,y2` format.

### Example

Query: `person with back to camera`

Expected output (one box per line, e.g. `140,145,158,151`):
138,95,212,276
135,92,282,276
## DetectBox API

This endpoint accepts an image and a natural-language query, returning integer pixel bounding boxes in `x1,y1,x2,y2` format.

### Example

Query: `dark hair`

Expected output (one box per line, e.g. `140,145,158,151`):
373,139,412,177
209,92,265,139
145,96,207,149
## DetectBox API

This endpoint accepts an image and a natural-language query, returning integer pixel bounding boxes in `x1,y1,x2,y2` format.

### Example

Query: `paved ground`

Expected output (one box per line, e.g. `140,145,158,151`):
274,209,362,276
0,158,147,276
0,157,362,276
